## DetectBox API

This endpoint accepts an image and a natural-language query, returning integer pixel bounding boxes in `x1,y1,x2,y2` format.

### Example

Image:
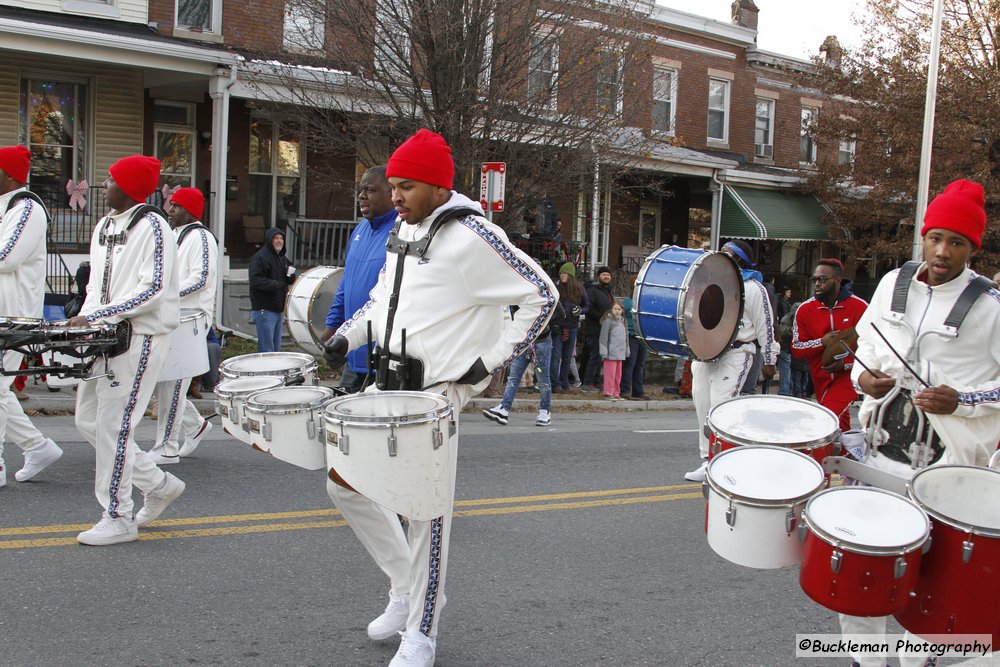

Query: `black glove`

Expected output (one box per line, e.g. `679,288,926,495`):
571,305,582,316
457,358,490,385
323,334,349,369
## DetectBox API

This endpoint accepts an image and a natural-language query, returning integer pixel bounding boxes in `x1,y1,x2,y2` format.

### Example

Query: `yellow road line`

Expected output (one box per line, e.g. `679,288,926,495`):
0,485,702,549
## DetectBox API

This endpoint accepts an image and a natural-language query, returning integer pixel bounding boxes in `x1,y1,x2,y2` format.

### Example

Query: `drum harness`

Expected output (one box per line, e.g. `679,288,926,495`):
373,207,482,391
867,261,993,468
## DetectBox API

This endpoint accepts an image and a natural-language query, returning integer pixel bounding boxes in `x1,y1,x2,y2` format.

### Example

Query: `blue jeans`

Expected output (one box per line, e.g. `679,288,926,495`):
620,334,647,397
254,309,283,353
501,337,552,412
777,350,792,396
550,327,578,390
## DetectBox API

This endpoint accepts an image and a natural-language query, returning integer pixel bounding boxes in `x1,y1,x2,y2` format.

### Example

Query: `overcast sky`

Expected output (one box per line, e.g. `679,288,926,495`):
657,0,870,60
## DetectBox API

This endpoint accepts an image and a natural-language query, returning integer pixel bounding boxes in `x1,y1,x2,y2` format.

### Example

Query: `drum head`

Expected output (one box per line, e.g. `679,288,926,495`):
221,352,315,374
215,376,284,399
909,466,1000,536
708,445,825,504
325,390,451,424
284,266,343,355
806,487,929,552
709,395,840,449
246,386,335,411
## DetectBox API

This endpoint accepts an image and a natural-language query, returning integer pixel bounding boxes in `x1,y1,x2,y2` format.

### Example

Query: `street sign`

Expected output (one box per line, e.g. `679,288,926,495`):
480,162,506,213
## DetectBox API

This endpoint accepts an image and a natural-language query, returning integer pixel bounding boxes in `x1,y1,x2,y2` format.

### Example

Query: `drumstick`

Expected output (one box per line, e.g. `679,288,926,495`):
870,324,931,388
840,340,873,374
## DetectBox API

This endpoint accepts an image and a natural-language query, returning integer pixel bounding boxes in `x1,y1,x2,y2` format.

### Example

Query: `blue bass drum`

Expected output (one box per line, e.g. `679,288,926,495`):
633,245,743,361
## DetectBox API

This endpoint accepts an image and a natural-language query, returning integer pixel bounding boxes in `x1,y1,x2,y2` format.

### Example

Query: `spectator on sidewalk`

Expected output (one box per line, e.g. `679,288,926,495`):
580,266,613,391
550,262,588,392
620,274,647,400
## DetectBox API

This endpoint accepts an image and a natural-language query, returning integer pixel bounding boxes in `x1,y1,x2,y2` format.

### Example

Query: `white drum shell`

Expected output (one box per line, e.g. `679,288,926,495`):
244,386,337,470
285,266,343,356
215,376,284,444
706,445,826,569
160,309,210,382
219,352,318,386
324,391,454,521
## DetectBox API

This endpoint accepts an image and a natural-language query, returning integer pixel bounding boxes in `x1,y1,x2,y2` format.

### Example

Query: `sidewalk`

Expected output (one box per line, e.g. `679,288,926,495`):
15,377,694,415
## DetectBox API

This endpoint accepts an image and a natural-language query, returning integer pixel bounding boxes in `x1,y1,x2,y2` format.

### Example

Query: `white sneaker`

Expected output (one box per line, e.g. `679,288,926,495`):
482,405,509,426
0,461,6,488
684,459,709,482
77,512,138,546
149,448,180,466
388,630,436,667
368,593,410,641
178,420,212,457
135,473,186,527
535,410,551,426
15,439,63,482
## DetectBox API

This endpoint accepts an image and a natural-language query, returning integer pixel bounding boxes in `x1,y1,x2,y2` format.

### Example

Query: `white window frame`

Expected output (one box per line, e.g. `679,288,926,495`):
707,78,730,144
528,29,559,111
154,101,197,189
248,118,306,226
62,0,119,19
838,137,856,166
596,50,624,116
283,0,326,54
652,65,677,136
174,0,223,38
638,205,660,250
800,106,818,165
477,11,495,95
376,0,411,78
754,98,774,159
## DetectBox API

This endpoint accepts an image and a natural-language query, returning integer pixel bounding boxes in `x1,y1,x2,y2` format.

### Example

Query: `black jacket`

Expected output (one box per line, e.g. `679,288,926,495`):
583,280,614,335
249,227,295,312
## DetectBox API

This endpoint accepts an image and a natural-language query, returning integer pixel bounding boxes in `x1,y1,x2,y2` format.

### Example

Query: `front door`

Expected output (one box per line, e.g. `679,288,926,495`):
638,206,660,252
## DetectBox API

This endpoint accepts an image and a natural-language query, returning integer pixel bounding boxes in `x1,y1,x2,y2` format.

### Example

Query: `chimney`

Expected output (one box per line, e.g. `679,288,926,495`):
731,0,759,31
819,35,843,66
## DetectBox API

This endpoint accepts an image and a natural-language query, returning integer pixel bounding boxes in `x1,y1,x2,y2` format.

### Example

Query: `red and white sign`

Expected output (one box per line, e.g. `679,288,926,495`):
480,162,506,213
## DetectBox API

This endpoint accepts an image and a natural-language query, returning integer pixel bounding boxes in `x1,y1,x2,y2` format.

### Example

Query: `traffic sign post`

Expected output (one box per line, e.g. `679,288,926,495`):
480,162,506,222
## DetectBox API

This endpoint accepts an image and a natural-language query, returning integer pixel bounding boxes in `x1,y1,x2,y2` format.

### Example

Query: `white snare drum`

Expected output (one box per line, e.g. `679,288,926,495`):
705,445,826,569
800,486,930,616
215,376,284,443
219,352,318,386
244,385,337,470
324,391,455,521
160,309,210,382
285,266,343,355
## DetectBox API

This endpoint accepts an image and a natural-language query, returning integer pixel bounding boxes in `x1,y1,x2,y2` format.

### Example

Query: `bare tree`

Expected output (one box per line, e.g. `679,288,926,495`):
244,0,660,224
801,0,1000,273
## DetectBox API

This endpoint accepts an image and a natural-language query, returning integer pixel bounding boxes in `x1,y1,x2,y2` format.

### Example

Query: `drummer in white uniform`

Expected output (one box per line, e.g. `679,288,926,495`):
322,129,556,667
0,145,63,487
148,187,217,464
839,179,1000,667
68,155,185,545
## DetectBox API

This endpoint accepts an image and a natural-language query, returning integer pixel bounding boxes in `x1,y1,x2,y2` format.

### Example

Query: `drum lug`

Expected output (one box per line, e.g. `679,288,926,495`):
830,550,843,574
262,422,272,442
432,427,443,450
784,510,796,535
797,524,807,543
387,433,398,457
962,538,974,564
449,419,457,439
922,535,932,554
339,433,350,455
893,555,907,579
306,418,317,441
725,503,737,527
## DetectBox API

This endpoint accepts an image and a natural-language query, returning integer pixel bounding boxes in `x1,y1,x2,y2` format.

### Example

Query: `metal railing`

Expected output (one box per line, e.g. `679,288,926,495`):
284,216,356,267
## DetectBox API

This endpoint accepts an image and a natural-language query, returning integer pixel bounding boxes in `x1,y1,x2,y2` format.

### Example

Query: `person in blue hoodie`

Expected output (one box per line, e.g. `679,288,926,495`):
322,165,395,392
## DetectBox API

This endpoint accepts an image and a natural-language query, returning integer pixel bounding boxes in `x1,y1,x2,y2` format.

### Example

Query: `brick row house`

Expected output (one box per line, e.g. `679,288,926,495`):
0,0,852,328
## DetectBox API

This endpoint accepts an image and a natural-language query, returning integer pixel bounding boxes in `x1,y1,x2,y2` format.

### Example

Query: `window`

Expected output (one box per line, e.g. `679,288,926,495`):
284,0,325,53
62,0,118,18
249,119,303,228
596,50,623,115
154,102,196,190
800,107,818,164
754,98,774,158
19,78,89,195
176,0,221,34
652,66,676,134
838,137,856,166
528,32,558,110
376,0,411,77
707,78,730,142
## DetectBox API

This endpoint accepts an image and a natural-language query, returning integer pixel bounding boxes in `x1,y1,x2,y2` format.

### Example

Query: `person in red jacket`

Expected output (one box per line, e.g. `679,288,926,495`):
791,258,868,431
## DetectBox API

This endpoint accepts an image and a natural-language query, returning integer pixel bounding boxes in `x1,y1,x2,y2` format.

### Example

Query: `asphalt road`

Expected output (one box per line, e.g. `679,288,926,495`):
0,409,993,667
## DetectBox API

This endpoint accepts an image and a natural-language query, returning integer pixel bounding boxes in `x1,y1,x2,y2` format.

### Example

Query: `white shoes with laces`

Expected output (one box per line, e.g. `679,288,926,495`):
388,630,436,667
368,593,410,640
135,472,186,527
15,438,63,481
684,459,709,482
77,512,138,546
535,410,551,426
178,420,212,457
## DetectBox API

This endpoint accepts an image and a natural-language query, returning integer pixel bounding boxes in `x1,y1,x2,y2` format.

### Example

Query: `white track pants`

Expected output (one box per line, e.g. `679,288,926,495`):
0,350,48,463
326,382,474,639
75,334,169,518
691,347,754,459
154,378,203,456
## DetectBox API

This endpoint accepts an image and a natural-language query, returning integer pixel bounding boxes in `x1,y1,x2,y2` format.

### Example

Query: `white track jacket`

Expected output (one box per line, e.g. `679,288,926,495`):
0,188,47,318
852,264,1000,466
735,276,780,365
338,192,556,388
174,221,218,324
82,204,179,336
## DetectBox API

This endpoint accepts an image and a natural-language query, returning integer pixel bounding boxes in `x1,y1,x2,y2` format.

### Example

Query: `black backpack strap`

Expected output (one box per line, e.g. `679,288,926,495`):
98,204,165,246
890,261,921,316
177,222,217,247
5,190,50,223
385,207,481,258
943,275,993,332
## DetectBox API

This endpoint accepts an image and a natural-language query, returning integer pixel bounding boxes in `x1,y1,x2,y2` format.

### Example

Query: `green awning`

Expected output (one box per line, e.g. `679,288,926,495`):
721,186,830,241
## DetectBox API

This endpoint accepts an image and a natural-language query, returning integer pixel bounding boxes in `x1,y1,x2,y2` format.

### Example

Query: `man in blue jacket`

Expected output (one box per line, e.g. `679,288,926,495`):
322,165,394,392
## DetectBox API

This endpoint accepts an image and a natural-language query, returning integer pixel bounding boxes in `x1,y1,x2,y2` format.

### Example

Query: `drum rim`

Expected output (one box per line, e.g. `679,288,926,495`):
284,266,343,355
323,390,452,427
215,376,285,400
244,386,337,414
178,307,207,322
219,352,318,377
709,395,841,450
633,245,696,354
907,465,1000,537
803,486,930,555
706,444,826,506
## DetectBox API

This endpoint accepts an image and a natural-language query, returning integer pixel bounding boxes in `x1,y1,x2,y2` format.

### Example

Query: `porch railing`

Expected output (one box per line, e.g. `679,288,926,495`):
284,216,357,267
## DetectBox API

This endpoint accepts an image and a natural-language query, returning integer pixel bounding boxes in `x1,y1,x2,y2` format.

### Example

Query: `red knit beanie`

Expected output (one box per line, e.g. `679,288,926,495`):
0,146,31,183
109,155,161,204
169,187,204,220
386,129,454,190
922,179,987,248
